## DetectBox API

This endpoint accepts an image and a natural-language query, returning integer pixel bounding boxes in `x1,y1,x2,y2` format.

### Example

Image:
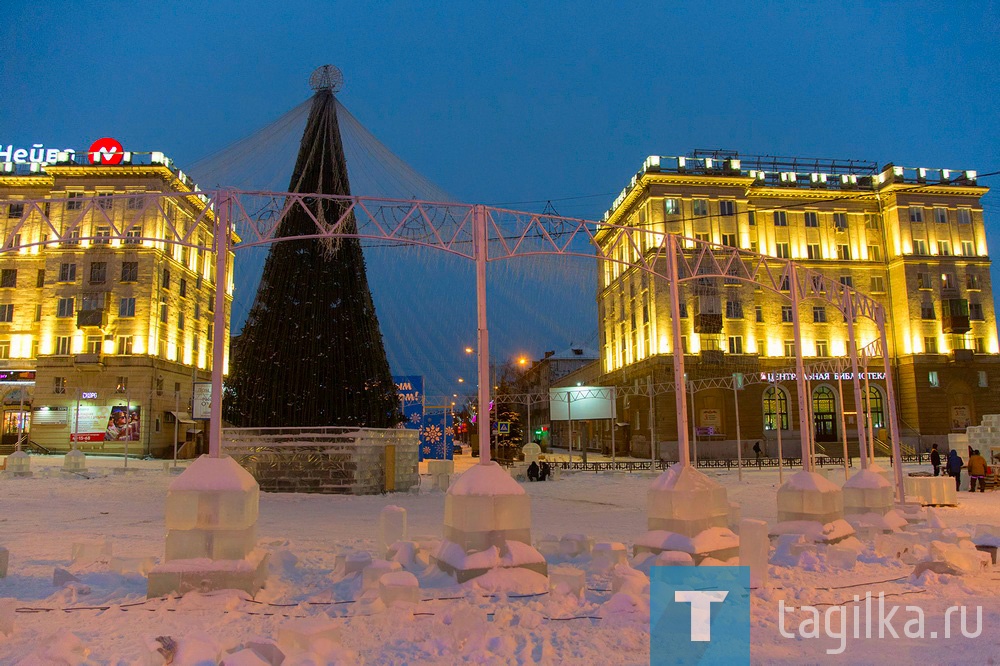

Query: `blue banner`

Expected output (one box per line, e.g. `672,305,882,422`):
393,375,424,459
421,410,453,460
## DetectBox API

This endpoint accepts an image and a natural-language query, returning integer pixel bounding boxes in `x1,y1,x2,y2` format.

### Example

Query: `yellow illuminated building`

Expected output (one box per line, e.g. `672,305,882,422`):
0,152,233,456
596,153,999,456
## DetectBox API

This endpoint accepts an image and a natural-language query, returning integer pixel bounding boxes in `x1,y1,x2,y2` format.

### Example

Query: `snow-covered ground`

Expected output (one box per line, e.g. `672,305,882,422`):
1,453,998,664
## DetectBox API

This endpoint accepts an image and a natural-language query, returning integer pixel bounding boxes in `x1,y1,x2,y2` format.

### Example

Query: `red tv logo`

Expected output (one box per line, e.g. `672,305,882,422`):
88,137,124,165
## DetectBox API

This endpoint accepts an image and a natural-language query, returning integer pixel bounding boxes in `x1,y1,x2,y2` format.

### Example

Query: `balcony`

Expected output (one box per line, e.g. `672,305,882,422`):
942,298,970,334
951,349,974,363
74,353,104,368
76,309,108,328
700,349,725,365
694,313,723,334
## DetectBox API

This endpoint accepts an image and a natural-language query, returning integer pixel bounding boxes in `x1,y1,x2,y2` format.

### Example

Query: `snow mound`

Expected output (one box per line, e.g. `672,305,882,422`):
168,455,257,492
448,462,525,496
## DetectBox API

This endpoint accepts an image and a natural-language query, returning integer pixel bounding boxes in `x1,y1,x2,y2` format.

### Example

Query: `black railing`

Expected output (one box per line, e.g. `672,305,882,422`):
534,456,855,473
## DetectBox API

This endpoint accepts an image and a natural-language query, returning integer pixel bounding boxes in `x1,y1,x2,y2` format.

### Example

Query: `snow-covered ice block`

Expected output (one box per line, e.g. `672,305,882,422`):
443,462,533,552
590,542,627,572
536,534,561,558
434,473,452,492
777,471,843,524
343,552,372,576
111,556,155,575
146,550,269,598
843,469,894,516
5,450,31,476
548,565,585,597
0,598,15,636
71,538,112,564
739,519,768,588
655,551,694,566
0,546,7,578
277,618,341,653
62,449,87,472
387,541,423,571
379,570,420,607
222,648,270,666
974,525,1000,548
427,459,454,476
362,559,402,592
826,545,857,570
611,564,647,594
378,506,407,557
915,540,992,575
559,534,594,558
647,464,730,537
903,476,957,506
875,533,923,564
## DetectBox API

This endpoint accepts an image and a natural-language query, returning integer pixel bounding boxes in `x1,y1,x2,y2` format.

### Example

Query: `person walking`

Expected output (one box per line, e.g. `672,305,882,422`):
947,449,964,492
527,461,540,482
968,449,988,492
930,443,941,477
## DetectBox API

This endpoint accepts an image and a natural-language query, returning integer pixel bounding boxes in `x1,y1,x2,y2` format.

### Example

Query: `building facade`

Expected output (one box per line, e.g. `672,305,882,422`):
596,153,999,457
0,150,233,456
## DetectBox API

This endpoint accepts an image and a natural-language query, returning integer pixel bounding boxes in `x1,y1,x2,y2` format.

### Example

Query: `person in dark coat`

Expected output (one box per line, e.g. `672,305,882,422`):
527,461,540,482
947,449,964,491
930,444,941,477
968,450,988,492
539,460,551,481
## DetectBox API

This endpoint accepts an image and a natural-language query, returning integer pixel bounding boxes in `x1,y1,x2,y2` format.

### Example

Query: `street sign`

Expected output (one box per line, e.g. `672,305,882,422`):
498,421,510,434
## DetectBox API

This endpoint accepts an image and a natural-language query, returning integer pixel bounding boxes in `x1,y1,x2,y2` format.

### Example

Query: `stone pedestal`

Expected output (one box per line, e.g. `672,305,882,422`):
843,469,894,516
777,470,843,524
647,464,729,537
147,455,267,598
433,461,546,581
5,451,31,477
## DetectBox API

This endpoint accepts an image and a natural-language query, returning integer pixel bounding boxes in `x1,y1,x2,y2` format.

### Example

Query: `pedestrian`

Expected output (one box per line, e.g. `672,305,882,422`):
968,449,988,492
527,461,539,482
947,449,964,492
753,441,762,459
930,443,941,477
539,460,551,481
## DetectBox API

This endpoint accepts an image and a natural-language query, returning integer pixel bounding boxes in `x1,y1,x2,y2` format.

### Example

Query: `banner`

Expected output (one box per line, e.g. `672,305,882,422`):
393,375,425,459
421,410,453,460
71,404,140,442
193,382,212,420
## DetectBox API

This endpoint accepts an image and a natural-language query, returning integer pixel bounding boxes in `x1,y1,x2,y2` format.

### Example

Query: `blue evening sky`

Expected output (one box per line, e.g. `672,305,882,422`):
3,2,998,399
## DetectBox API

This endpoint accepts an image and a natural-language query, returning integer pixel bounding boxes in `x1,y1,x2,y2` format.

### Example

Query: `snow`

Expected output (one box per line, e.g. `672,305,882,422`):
168,455,258,492
446,460,525,496
3,453,1000,663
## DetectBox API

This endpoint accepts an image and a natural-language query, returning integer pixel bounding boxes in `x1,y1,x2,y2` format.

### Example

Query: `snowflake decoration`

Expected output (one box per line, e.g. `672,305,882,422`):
444,426,454,437
409,412,422,424
422,424,443,444
422,445,432,456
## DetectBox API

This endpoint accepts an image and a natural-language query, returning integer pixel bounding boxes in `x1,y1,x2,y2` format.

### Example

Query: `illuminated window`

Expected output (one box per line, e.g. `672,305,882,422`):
119,297,136,317
773,211,787,227
957,209,971,225
974,337,986,353
116,336,133,355
833,213,848,230
837,244,851,260
86,335,101,354
0,342,12,360
56,298,74,318
917,272,932,289
807,243,820,260
868,245,881,262
693,199,708,216
116,376,128,393
776,242,790,259
721,233,737,247
0,270,15,288
941,272,955,290
804,212,818,227
815,340,829,357
913,239,927,255
728,335,743,354
813,306,826,323
783,340,795,356
924,337,938,354
938,241,951,256
664,198,680,216
961,241,974,257
763,386,789,430
909,206,924,223
0,304,12,323
870,276,885,293
781,306,793,323
934,207,948,224
53,376,66,394
5,234,20,250
928,370,940,387
719,200,735,216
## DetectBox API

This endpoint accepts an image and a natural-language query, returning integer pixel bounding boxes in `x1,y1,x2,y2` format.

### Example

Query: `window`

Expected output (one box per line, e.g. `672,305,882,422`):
694,232,709,243
0,304,12,323
775,242,790,259
66,192,83,210
833,212,848,230
941,272,955,290
160,298,167,323
970,302,984,320
837,244,851,260
755,305,763,323
779,275,790,291
207,323,214,342
693,199,708,216
748,211,756,226
94,226,111,245
928,370,940,387
719,200,735,216
959,240,975,257
117,335,133,355
763,387,789,430
4,233,21,250
36,269,45,288
162,268,170,289
934,207,948,224
179,278,187,298
721,233,737,247
7,202,24,218
664,198,680,215
62,228,80,246
806,243,820,260
116,376,128,394
121,261,138,282
127,195,144,210
178,312,185,330
804,212,818,228
86,335,101,354
119,297,136,317
813,306,827,323
58,263,76,282
865,213,880,230
870,276,886,293
840,276,854,288
913,239,927,255
868,245,882,262
783,340,795,357
773,211,787,226
728,335,743,354
781,306,793,323
57,298,74,318
750,241,758,254
55,336,71,355
725,301,743,319
53,376,66,394
966,273,981,290
921,303,935,319
975,337,986,353
815,340,829,357
865,387,885,429
0,269,15,288
125,226,142,245
34,304,41,321
909,206,924,223
979,371,989,388
917,272,932,289
155,376,164,396
924,337,939,354
957,209,971,225
89,262,107,284
938,241,951,256
96,193,113,210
